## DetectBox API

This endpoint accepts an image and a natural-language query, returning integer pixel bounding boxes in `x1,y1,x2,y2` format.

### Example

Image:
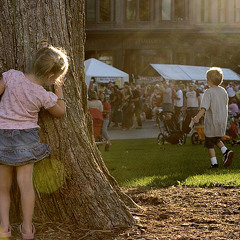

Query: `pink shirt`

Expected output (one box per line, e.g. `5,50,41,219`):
0,70,58,129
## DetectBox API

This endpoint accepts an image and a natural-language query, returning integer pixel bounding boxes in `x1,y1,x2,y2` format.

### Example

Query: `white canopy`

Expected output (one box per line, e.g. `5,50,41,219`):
85,58,129,88
148,64,240,81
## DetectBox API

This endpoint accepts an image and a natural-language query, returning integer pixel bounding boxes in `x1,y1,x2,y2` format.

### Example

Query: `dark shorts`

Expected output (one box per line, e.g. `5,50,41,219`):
204,136,222,149
0,128,50,166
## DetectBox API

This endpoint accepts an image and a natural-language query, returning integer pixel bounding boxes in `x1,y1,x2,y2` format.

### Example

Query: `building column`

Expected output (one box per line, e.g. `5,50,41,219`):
211,0,218,23
228,0,235,24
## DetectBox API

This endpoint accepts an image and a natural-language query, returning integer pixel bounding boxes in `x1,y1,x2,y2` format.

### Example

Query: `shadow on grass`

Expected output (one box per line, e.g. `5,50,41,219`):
101,138,240,188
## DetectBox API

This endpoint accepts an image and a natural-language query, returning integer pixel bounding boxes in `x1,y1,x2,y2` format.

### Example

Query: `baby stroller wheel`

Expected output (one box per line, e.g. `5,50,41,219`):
191,132,201,144
157,133,165,145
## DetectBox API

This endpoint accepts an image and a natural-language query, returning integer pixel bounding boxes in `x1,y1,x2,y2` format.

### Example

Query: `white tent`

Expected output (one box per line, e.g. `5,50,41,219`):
145,64,240,82
85,58,129,89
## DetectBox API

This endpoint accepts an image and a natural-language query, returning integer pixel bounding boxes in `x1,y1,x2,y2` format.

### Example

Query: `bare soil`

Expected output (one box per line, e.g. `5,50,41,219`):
10,186,240,239
115,186,240,240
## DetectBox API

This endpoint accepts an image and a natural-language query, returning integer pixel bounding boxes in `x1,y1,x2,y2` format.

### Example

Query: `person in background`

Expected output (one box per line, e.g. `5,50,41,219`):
88,77,98,96
226,82,236,102
193,67,233,169
109,86,122,127
87,90,103,112
183,83,200,133
162,81,173,112
121,83,134,130
130,82,142,129
150,85,162,126
99,92,111,149
174,84,183,129
229,98,240,117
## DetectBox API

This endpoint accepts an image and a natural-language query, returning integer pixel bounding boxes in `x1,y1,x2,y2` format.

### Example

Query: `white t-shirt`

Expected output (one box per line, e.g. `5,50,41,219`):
163,87,172,104
201,86,228,137
186,90,199,108
87,100,103,112
174,89,183,107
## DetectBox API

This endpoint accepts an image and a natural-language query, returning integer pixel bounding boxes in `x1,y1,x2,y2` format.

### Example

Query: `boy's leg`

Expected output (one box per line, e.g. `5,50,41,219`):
208,148,218,168
0,165,13,232
16,163,35,234
205,137,218,168
216,140,233,167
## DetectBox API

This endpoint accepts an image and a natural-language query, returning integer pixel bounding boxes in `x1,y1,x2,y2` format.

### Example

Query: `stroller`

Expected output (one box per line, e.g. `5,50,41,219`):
191,125,231,145
88,108,110,151
157,111,186,145
191,109,234,145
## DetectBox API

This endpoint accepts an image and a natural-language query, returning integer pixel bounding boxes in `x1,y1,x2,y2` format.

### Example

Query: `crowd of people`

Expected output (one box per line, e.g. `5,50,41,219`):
87,78,240,144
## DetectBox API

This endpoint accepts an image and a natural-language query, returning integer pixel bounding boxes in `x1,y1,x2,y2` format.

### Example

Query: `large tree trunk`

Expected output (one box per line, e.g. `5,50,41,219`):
0,0,134,230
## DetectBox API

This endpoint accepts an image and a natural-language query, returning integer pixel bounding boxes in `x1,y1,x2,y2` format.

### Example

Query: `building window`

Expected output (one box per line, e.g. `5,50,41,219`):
235,0,240,22
126,0,137,21
201,0,211,23
174,0,186,21
86,0,113,23
125,0,152,21
139,0,151,21
161,0,171,21
86,0,96,22
160,0,188,22
100,0,111,22
218,0,227,23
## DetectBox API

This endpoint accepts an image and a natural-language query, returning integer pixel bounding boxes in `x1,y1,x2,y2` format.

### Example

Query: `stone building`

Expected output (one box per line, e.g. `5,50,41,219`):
85,0,240,79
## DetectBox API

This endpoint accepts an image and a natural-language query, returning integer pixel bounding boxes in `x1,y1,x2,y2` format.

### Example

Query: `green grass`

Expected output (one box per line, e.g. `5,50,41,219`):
100,138,240,188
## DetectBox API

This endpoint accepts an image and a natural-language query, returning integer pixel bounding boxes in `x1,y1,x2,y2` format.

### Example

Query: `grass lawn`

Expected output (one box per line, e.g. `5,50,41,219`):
100,138,240,188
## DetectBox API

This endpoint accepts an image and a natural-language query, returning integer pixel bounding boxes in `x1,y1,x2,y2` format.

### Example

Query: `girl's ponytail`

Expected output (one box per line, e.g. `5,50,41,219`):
31,41,69,85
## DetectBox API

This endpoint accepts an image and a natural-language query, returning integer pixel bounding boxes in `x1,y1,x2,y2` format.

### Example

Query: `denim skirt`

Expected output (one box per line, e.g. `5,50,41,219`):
0,128,51,166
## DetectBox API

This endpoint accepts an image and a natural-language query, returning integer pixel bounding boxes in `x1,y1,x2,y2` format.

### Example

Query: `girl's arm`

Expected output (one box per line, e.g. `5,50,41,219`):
0,79,5,95
47,85,66,117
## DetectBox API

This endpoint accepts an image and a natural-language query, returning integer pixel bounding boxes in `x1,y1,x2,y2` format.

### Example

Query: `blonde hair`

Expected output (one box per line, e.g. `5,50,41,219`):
206,67,223,86
31,44,69,85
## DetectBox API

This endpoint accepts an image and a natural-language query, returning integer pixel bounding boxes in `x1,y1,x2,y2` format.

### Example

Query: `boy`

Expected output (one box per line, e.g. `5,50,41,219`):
193,67,233,168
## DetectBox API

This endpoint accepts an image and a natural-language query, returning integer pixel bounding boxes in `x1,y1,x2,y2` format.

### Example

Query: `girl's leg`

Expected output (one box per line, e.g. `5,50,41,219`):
0,165,13,232
16,163,35,234
102,119,110,142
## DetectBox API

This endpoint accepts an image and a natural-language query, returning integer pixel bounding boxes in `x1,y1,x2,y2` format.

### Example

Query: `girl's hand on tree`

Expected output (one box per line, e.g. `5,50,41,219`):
47,84,66,117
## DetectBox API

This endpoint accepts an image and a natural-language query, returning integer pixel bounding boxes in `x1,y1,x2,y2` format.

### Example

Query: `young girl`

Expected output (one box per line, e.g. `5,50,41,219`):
0,44,69,239
99,92,111,150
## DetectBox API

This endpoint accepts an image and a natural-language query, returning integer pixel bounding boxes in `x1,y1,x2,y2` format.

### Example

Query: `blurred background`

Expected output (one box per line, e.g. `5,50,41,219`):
85,0,240,81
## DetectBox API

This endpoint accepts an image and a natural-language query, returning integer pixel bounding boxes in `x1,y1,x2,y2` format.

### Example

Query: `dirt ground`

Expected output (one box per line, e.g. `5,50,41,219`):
114,186,240,240
10,186,240,239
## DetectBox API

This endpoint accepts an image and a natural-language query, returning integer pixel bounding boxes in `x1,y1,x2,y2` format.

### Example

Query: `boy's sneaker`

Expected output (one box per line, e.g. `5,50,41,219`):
209,164,219,169
223,150,233,167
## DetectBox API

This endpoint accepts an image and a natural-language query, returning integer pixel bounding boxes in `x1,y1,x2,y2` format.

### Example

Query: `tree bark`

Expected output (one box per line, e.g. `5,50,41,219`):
0,0,134,229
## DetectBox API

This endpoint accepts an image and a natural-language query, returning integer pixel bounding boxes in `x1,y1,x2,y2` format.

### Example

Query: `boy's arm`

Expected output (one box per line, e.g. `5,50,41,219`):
0,79,6,95
193,108,206,123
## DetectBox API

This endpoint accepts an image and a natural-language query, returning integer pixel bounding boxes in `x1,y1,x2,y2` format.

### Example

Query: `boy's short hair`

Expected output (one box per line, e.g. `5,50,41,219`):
206,67,223,86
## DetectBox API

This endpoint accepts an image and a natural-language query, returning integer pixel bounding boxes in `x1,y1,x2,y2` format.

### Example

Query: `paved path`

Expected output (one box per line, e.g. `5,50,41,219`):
108,119,159,140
